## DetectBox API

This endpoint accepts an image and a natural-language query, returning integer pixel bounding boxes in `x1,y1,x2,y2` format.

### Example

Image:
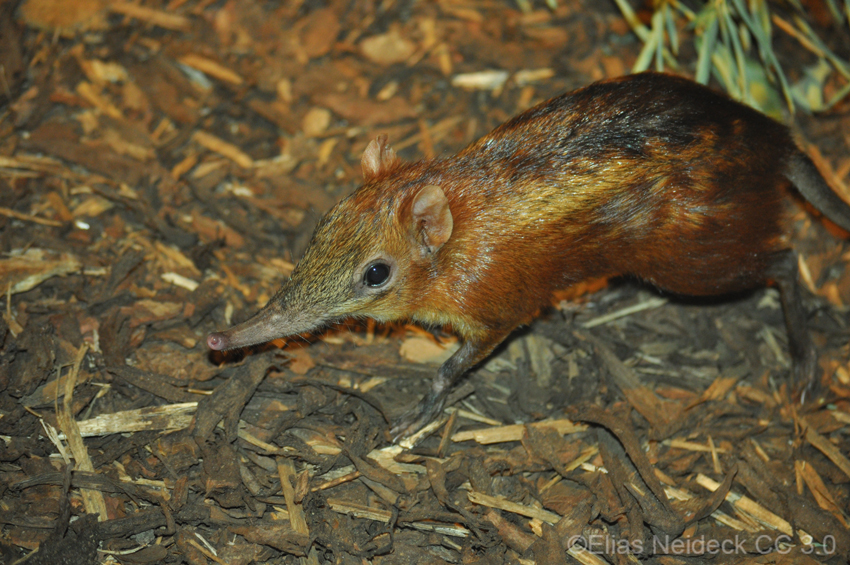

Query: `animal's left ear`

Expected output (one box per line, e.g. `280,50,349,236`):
412,185,453,254
361,134,398,181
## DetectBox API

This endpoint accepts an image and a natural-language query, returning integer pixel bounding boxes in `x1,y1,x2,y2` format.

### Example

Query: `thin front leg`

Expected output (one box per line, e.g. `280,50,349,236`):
390,329,509,442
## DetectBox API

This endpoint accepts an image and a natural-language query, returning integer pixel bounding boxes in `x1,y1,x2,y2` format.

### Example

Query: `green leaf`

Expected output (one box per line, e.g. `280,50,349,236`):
790,59,831,112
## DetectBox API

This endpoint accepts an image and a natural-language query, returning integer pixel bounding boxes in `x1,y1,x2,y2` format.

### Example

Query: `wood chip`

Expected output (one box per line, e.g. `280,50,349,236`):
804,420,850,481
0,248,82,295
696,474,810,540
582,296,668,328
467,491,561,524
192,130,254,168
19,0,107,31
451,70,510,91
326,498,393,523
278,459,310,534
109,1,191,31
66,402,197,437
0,205,63,226
360,28,416,66
399,336,458,364
179,54,244,85
452,418,587,444
57,345,109,521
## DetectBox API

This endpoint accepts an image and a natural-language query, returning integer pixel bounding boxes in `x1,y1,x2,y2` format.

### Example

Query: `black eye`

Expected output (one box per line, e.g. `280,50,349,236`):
364,262,391,287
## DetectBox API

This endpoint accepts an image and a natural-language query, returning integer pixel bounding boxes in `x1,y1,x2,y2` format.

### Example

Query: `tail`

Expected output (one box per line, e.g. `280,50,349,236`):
785,152,850,233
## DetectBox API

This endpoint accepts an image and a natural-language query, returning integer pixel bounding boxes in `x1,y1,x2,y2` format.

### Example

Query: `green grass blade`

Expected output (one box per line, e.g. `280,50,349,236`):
656,7,665,71
824,0,843,23
722,10,749,99
670,0,696,21
633,9,664,73
665,3,679,56
613,0,650,41
696,14,719,84
711,44,740,99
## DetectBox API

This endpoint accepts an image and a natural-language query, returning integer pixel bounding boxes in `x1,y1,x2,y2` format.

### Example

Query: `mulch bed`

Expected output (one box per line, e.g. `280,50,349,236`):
1,1,849,564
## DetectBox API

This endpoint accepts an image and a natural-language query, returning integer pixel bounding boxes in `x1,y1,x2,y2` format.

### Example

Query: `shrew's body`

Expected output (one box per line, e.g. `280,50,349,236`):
208,72,850,440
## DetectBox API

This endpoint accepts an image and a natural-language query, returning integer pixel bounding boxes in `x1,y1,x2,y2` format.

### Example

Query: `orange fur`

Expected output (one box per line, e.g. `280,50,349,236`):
208,72,850,439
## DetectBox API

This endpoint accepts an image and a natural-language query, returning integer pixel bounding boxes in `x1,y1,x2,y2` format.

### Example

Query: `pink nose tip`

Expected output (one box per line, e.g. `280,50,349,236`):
207,333,226,350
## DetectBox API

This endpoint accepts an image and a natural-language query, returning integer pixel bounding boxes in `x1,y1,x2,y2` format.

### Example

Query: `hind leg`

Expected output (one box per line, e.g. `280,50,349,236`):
767,249,819,396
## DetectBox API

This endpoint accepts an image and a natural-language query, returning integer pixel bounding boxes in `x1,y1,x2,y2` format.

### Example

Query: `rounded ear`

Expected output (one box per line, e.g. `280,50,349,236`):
361,134,398,181
412,185,453,253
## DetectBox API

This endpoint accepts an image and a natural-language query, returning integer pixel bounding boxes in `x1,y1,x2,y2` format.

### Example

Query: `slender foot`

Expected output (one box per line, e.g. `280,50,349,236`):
389,332,508,443
389,390,448,443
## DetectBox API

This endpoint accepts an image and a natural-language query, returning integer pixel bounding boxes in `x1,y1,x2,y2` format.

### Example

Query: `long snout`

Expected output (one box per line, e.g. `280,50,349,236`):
207,306,288,351
207,289,328,351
